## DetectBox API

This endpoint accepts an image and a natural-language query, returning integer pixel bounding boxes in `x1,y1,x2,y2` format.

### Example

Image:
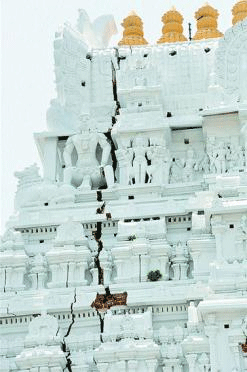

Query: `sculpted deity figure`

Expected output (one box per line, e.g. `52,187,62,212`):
187,301,199,333
131,136,148,185
206,137,216,173
214,141,226,174
63,115,114,190
147,145,170,184
226,143,245,172
183,149,197,182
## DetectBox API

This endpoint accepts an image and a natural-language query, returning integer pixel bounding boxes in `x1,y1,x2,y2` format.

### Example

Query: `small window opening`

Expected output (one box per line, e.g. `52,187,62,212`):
44,202,48,206
187,227,191,231
204,47,211,53
169,50,177,56
138,102,142,107
143,53,148,57
229,224,234,229
224,324,229,329
39,240,44,243
167,112,172,118
184,139,190,144
81,81,86,86
128,195,134,200
198,210,204,215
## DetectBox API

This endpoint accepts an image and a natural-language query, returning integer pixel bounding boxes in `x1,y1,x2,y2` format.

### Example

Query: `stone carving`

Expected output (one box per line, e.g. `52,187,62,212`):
0,229,26,292
171,242,189,280
216,17,247,101
28,254,48,290
130,136,148,185
182,149,197,182
226,143,245,172
47,219,91,287
205,138,246,175
102,309,153,342
15,312,66,371
14,164,74,208
63,116,114,190
187,302,200,334
77,9,117,49
147,145,170,184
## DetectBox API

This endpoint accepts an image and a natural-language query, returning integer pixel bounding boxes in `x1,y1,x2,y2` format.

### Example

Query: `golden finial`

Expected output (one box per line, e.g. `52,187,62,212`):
193,3,223,40
232,0,247,25
157,7,187,44
118,11,148,46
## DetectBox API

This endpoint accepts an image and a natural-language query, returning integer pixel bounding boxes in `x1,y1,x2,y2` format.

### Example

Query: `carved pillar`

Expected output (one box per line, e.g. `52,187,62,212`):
145,359,158,372
128,360,138,372
185,353,197,372
97,363,109,372
90,267,98,285
205,323,219,372
69,261,87,286
116,360,126,372
43,137,58,182
211,216,226,262
240,120,247,171
116,149,132,186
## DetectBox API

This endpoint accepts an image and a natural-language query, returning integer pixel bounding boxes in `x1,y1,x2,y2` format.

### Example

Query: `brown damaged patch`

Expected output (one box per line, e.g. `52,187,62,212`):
91,291,128,311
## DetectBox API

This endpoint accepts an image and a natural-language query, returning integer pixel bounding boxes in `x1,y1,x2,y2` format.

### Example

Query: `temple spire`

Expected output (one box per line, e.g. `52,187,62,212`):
118,11,148,46
193,3,223,40
157,6,187,44
232,0,247,25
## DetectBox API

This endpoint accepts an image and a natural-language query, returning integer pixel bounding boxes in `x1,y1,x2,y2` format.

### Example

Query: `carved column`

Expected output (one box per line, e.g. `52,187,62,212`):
240,120,247,171
128,360,138,372
116,149,132,186
145,359,158,372
211,216,226,262
43,137,58,182
205,323,219,372
185,353,197,372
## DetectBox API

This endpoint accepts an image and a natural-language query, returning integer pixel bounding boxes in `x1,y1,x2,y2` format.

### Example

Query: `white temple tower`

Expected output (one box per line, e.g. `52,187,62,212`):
1,3,247,372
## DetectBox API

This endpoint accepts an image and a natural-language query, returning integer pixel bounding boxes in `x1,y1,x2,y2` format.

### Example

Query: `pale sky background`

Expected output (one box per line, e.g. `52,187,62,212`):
1,0,238,233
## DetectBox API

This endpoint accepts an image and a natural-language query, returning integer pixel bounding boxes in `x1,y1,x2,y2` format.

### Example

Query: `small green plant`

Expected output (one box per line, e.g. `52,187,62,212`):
128,234,136,241
147,270,162,282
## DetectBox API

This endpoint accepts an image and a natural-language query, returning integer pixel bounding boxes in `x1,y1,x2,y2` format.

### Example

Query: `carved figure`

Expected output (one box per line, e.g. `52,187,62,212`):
214,141,226,174
131,137,148,184
226,143,245,172
240,215,247,235
63,116,114,189
183,149,196,182
206,137,217,173
169,158,183,183
147,145,170,184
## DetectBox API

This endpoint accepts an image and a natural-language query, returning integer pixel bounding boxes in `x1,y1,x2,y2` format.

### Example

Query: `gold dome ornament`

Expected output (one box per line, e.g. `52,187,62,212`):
118,10,148,46
232,0,247,25
157,6,187,44
193,3,223,40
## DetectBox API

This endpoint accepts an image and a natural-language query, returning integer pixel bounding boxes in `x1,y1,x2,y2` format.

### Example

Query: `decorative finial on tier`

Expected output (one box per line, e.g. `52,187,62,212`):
157,7,187,44
118,11,148,46
232,0,247,25
193,3,223,40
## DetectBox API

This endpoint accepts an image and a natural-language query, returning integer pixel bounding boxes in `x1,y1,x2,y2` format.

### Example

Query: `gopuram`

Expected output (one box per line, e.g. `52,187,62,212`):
1,2,247,372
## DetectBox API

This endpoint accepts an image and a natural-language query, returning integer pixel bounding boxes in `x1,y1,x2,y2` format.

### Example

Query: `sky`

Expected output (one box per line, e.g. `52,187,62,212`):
1,0,238,233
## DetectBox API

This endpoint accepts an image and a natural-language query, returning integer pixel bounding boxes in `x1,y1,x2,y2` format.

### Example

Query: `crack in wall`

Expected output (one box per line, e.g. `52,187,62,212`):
93,187,114,341
62,288,77,372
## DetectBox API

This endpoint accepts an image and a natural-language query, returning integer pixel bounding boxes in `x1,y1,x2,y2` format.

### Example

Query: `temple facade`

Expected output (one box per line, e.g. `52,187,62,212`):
1,2,247,372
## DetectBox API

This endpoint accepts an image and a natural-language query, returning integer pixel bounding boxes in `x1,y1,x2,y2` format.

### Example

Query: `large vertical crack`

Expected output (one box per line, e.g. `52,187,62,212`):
62,288,77,372
93,187,113,341
91,51,124,342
